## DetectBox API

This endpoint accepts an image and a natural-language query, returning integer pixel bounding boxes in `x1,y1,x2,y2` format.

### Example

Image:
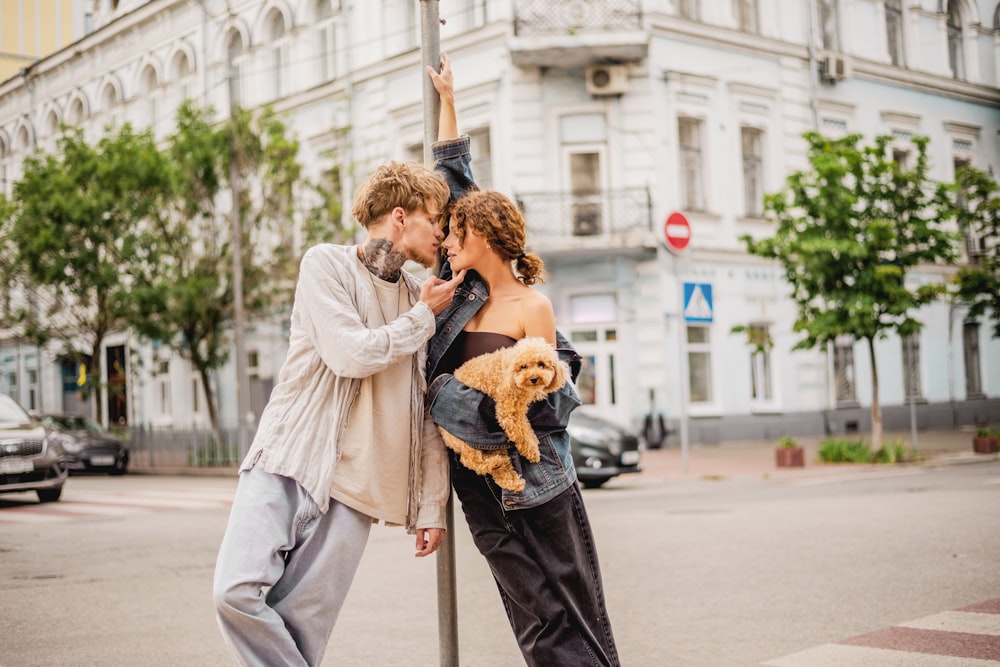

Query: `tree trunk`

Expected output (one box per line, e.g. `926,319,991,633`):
197,364,224,451
89,335,104,424
867,336,882,450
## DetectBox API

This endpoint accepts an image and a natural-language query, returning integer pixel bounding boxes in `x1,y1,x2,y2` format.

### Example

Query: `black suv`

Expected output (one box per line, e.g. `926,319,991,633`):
567,412,642,488
0,393,67,502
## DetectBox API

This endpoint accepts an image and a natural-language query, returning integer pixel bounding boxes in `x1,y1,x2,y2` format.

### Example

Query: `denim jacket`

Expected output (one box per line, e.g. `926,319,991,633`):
425,136,583,510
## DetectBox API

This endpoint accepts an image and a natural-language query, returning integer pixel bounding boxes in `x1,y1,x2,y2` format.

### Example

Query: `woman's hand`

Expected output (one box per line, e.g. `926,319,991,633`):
425,52,454,104
427,53,458,141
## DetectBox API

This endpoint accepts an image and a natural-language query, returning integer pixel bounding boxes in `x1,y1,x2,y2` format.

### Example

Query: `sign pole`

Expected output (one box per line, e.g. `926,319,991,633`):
674,255,690,475
662,212,691,474
419,3,459,666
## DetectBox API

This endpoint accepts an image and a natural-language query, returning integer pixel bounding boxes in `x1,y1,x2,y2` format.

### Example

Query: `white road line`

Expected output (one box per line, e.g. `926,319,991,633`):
901,612,1000,637
763,643,999,666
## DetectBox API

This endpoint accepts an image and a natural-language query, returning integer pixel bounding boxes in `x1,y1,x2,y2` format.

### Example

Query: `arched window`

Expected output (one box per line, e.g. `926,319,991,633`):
227,31,245,107
0,136,9,196
67,97,86,125
993,2,1000,29
947,1,965,79
140,65,159,129
885,0,904,65
268,12,288,99
316,0,337,83
171,51,194,105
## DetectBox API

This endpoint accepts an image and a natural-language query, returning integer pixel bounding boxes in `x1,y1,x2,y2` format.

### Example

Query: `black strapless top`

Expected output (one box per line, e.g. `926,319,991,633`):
438,331,518,376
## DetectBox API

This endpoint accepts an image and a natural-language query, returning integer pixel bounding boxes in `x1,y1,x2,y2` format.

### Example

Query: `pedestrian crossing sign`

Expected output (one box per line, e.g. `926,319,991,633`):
683,283,713,322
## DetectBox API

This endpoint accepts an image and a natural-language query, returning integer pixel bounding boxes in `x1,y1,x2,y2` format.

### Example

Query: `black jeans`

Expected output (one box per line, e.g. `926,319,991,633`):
451,456,620,666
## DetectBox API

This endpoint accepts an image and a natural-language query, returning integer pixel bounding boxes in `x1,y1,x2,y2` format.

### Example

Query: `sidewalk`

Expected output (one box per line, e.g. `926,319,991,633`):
632,427,999,482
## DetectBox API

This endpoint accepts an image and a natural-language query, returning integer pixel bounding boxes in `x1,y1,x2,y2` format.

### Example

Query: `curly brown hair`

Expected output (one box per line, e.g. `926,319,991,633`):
351,161,450,229
449,190,545,285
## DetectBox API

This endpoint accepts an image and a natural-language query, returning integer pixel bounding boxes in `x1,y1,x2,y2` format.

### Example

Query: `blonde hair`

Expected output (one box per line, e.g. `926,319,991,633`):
449,190,545,286
351,161,450,229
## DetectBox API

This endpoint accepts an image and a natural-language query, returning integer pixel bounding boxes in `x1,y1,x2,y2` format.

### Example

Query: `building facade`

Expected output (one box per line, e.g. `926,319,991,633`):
0,0,997,443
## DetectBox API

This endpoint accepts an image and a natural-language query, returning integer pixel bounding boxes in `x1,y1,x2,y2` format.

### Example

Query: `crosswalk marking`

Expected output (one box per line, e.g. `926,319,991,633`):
764,599,1000,666
0,486,233,525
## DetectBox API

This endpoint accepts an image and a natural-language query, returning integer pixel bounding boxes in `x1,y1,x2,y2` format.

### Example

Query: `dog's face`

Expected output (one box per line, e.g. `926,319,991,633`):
504,339,567,394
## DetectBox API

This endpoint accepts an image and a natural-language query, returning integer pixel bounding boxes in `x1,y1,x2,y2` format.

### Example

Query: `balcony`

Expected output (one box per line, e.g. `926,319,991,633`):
510,0,648,69
516,187,653,255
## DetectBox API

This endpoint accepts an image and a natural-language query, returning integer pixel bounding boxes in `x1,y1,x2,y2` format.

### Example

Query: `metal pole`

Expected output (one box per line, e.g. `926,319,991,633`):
907,335,918,451
674,255,690,474
225,18,251,461
419,3,459,666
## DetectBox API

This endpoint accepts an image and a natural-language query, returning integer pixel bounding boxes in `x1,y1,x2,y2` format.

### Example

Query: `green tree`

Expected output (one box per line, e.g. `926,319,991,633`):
10,125,171,418
947,165,999,337
130,102,342,445
743,133,958,448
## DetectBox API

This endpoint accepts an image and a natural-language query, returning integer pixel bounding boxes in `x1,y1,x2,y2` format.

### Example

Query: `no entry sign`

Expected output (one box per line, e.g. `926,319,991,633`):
663,212,691,253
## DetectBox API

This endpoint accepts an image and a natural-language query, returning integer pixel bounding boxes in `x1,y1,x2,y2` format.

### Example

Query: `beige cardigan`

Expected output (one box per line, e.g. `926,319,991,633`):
239,243,450,531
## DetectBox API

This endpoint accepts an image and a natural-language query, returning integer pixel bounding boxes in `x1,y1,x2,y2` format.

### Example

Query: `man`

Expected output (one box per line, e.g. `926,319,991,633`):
213,158,466,667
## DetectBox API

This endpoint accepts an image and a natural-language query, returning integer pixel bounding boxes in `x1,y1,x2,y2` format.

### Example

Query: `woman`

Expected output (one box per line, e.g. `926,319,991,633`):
425,55,620,667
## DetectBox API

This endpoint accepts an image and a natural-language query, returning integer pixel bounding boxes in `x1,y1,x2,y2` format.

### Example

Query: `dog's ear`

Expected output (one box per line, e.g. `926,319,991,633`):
546,357,568,392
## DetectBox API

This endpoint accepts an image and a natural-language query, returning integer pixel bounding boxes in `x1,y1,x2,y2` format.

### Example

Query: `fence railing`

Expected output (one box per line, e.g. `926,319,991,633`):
125,426,249,469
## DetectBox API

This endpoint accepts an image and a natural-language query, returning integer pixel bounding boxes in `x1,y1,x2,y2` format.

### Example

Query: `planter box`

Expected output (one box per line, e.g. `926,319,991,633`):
775,446,805,468
973,435,999,454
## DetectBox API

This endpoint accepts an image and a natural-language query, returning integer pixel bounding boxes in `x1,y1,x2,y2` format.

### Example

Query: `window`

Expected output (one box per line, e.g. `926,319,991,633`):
192,378,201,414
469,128,492,189
27,368,37,411
465,0,487,28
892,148,910,171
386,0,417,53
678,0,699,20
269,13,288,99
678,117,705,211
834,336,856,403
963,321,982,397
171,52,194,106
818,0,839,50
687,325,713,403
901,333,922,400
885,0,904,66
227,31,245,108
316,0,337,82
947,1,964,80
733,0,759,33
158,360,170,416
560,113,607,237
954,157,987,262
570,152,602,235
747,324,773,402
741,127,763,217
140,66,158,129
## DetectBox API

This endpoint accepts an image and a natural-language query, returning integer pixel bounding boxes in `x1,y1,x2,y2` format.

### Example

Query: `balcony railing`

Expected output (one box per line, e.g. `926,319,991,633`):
513,0,643,36
510,0,647,68
516,187,652,248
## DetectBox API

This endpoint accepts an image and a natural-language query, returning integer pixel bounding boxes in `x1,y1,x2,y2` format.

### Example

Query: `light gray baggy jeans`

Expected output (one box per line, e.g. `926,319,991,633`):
213,463,372,667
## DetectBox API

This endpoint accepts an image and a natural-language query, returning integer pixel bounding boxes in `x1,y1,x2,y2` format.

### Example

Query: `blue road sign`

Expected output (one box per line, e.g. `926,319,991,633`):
683,282,713,322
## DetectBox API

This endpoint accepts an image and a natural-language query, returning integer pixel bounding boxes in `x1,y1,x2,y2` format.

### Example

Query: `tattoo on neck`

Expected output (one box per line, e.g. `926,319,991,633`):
361,239,405,282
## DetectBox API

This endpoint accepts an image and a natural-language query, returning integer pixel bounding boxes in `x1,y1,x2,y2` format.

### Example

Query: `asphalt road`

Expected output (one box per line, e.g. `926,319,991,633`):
1,460,998,666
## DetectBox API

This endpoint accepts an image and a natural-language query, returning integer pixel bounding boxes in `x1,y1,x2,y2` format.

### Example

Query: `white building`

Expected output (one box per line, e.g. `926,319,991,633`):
1,0,997,444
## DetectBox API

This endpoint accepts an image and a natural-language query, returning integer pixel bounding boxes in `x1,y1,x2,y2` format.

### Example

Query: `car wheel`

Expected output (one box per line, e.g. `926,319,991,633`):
111,456,128,476
37,487,63,503
581,477,611,489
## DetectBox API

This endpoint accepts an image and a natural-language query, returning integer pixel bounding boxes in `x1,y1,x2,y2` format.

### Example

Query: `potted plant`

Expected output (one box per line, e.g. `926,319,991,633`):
973,428,999,454
775,435,805,467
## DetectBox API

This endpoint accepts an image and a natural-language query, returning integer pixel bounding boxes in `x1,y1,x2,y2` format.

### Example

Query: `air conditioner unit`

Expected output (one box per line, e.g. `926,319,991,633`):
819,52,851,82
586,65,629,96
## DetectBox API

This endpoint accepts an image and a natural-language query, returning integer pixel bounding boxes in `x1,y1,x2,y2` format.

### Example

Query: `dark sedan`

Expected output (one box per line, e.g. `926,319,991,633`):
39,414,129,475
0,393,67,502
567,412,642,488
